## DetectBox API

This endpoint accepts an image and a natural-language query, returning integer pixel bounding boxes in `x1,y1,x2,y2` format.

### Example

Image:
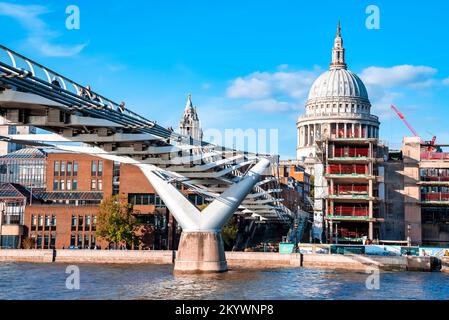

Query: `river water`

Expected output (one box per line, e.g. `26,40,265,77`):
1,263,448,300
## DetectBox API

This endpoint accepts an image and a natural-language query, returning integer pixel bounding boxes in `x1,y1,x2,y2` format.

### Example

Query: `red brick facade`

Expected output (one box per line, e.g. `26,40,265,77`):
24,152,179,249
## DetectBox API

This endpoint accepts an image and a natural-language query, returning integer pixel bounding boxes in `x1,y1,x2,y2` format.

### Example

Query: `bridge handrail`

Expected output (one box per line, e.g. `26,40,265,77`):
0,44,154,125
0,45,280,161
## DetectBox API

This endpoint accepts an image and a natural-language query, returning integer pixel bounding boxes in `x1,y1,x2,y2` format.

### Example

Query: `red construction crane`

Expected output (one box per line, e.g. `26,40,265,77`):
390,105,437,151
390,105,420,138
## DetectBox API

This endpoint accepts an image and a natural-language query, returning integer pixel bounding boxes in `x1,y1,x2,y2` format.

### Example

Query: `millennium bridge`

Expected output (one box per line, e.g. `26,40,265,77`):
0,45,308,272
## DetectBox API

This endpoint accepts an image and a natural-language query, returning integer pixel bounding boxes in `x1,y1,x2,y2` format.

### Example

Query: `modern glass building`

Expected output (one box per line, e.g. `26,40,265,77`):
0,148,46,189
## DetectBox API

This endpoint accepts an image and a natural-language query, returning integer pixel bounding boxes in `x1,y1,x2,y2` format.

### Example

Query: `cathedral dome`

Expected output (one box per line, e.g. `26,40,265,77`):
307,68,368,101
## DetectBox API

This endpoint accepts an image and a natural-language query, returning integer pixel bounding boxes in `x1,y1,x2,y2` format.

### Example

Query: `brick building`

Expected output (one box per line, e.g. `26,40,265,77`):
277,160,312,212
21,151,182,250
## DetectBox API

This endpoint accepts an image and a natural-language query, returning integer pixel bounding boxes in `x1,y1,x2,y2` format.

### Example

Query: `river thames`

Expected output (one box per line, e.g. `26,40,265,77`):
1,263,449,300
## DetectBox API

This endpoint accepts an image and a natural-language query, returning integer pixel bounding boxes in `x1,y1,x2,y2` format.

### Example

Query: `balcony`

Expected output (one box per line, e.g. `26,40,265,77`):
421,153,449,161
420,193,449,205
298,112,379,122
327,164,368,175
1,214,22,225
327,205,369,219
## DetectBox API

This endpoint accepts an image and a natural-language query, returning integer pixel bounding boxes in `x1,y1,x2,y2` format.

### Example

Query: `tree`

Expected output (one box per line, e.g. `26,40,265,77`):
222,216,239,250
21,237,35,249
96,195,137,248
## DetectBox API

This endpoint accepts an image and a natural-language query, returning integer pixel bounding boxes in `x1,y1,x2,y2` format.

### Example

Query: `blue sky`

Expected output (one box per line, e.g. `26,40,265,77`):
1,0,449,158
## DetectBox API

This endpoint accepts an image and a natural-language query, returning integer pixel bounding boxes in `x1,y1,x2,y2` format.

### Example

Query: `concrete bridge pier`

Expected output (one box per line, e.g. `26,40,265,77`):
137,159,270,273
175,231,227,273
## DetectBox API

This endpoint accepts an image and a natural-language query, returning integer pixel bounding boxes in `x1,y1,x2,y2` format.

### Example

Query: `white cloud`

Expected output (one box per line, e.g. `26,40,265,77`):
443,77,449,85
227,74,272,99
358,64,441,120
0,2,87,57
360,65,437,88
243,99,299,112
227,68,320,100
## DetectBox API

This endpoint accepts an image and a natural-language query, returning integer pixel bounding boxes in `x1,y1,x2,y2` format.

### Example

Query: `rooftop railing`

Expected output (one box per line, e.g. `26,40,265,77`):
298,112,379,122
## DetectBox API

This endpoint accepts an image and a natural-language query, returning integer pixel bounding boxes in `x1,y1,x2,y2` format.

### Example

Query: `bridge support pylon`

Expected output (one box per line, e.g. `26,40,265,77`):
137,158,270,273
175,231,227,273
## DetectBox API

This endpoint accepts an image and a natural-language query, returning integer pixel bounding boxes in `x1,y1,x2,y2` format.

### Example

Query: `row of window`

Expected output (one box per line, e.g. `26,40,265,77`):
31,215,57,227
91,179,103,191
70,234,96,248
421,186,449,193
308,103,370,114
54,161,78,177
71,215,97,227
32,234,56,249
53,179,78,191
129,193,165,206
420,168,449,178
53,160,103,177
128,193,206,207
53,179,103,191
90,160,103,177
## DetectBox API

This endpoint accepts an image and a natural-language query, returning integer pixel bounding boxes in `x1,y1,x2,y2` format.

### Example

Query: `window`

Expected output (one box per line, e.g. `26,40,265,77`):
70,235,76,246
37,235,42,248
60,179,65,190
54,161,59,176
45,215,50,226
60,161,66,176
98,161,103,177
78,215,83,227
31,215,36,226
52,215,56,227
71,215,77,227
91,179,96,190
98,179,102,191
53,180,58,190
67,162,72,177
86,215,91,226
91,161,97,176
93,215,97,225
73,179,78,190
38,215,43,227
73,161,78,176
67,180,72,190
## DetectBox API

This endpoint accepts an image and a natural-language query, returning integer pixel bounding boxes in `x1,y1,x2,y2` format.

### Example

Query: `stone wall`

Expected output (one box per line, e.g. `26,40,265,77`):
0,249,54,263
226,252,302,268
0,250,437,272
55,250,174,264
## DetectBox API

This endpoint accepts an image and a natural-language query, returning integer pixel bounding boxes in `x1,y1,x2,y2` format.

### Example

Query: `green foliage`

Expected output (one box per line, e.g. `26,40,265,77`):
222,217,238,250
96,195,137,248
21,237,35,249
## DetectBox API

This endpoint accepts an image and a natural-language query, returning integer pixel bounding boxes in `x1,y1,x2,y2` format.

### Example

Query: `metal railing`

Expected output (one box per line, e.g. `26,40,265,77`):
298,112,379,122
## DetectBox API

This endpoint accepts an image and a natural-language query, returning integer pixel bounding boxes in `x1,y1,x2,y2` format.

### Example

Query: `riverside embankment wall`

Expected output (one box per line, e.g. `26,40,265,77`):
0,250,440,272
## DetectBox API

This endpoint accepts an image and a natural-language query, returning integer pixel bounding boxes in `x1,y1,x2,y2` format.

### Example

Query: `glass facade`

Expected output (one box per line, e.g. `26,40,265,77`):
0,158,46,188
129,193,166,207
2,201,25,225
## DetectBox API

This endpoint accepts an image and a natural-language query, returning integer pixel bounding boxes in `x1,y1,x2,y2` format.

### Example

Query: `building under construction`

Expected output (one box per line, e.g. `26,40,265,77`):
321,136,384,243
393,137,449,247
